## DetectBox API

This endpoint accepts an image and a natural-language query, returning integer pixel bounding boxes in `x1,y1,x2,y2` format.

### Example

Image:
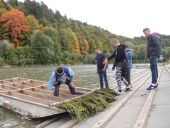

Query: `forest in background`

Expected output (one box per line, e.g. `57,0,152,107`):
0,0,170,66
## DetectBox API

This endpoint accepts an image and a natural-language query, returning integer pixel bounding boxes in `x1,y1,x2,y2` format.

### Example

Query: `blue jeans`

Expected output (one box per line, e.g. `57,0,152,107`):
98,69,109,89
128,68,131,85
149,56,158,84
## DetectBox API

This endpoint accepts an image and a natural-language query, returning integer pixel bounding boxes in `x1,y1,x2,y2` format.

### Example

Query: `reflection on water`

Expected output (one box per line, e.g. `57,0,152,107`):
0,65,145,127
0,107,40,128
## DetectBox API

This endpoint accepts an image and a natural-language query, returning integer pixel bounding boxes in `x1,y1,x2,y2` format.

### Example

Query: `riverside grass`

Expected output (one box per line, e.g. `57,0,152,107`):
60,89,116,121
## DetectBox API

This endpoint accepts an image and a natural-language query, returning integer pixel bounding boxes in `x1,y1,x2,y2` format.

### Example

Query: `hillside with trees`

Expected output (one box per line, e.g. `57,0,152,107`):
0,0,170,66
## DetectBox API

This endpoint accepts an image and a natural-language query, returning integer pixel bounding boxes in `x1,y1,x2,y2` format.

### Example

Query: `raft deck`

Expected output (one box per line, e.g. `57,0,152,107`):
0,77,93,118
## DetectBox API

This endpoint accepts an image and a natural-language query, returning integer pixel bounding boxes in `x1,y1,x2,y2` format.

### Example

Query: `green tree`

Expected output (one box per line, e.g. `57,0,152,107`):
7,0,18,7
59,28,73,52
0,40,10,57
133,44,147,62
30,30,54,64
44,27,59,42
23,0,43,20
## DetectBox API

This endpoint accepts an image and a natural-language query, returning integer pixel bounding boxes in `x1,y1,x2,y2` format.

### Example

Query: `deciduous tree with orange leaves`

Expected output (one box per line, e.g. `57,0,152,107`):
72,32,80,54
82,39,89,55
0,9,30,46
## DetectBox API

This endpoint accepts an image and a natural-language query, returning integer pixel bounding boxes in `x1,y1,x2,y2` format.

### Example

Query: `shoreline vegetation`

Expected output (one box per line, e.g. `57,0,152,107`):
0,0,169,66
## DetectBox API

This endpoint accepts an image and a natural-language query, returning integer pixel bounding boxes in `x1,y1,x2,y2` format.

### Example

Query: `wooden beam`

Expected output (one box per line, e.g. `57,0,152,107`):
4,91,54,105
20,89,66,101
0,84,18,90
0,77,23,84
0,84,46,93
0,77,26,84
7,83,25,89
30,88,76,99
6,79,45,87
61,85,93,92
41,86,86,95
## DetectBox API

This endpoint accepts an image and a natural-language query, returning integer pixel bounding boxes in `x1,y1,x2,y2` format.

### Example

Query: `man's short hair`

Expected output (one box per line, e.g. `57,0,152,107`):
143,28,150,32
113,38,119,43
125,44,129,48
56,67,64,76
94,46,100,50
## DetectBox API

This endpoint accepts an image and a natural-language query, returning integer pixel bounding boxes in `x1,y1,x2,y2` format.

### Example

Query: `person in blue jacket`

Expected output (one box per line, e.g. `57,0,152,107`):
48,66,77,96
125,44,133,85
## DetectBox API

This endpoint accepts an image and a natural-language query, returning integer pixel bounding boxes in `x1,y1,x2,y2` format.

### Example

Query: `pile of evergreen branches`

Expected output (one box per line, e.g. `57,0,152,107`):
59,89,116,121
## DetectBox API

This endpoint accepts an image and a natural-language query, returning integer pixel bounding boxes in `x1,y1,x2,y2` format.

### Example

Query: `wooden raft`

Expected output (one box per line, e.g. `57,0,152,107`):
0,77,93,118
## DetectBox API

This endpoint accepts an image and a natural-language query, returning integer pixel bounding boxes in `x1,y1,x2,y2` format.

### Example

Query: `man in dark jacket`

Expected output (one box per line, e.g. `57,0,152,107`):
107,39,131,95
143,28,161,90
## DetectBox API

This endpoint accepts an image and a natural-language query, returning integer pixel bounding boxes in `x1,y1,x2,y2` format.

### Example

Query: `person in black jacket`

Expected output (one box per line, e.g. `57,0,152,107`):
143,28,161,90
107,39,131,95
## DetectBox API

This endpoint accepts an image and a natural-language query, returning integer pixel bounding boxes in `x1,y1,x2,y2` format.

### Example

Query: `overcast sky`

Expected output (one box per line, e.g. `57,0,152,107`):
25,0,170,38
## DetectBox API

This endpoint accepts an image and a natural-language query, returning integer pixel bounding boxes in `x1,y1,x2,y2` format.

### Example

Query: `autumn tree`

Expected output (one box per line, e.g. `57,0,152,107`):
26,15,39,31
0,0,6,15
72,32,80,54
0,0,4,8
82,39,89,55
0,9,30,46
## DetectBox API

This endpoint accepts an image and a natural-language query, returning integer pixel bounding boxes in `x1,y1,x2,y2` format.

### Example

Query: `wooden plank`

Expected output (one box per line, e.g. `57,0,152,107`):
4,91,54,105
0,84,18,90
35,116,63,128
1,82,76,99
6,79,44,87
133,68,162,128
61,85,92,92
0,77,21,84
0,78,46,86
58,120,78,128
92,72,151,128
30,88,77,99
0,84,46,93
6,83,26,89
20,89,66,101
41,86,86,95
0,78,26,84
0,92,63,110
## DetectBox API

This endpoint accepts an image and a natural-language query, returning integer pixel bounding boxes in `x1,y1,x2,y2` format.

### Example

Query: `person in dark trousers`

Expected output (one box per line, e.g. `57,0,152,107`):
143,28,161,90
48,66,77,96
107,39,131,95
95,46,109,89
125,44,133,85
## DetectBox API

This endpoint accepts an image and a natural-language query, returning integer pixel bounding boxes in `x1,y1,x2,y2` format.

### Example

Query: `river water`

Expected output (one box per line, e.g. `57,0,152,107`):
0,65,146,128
